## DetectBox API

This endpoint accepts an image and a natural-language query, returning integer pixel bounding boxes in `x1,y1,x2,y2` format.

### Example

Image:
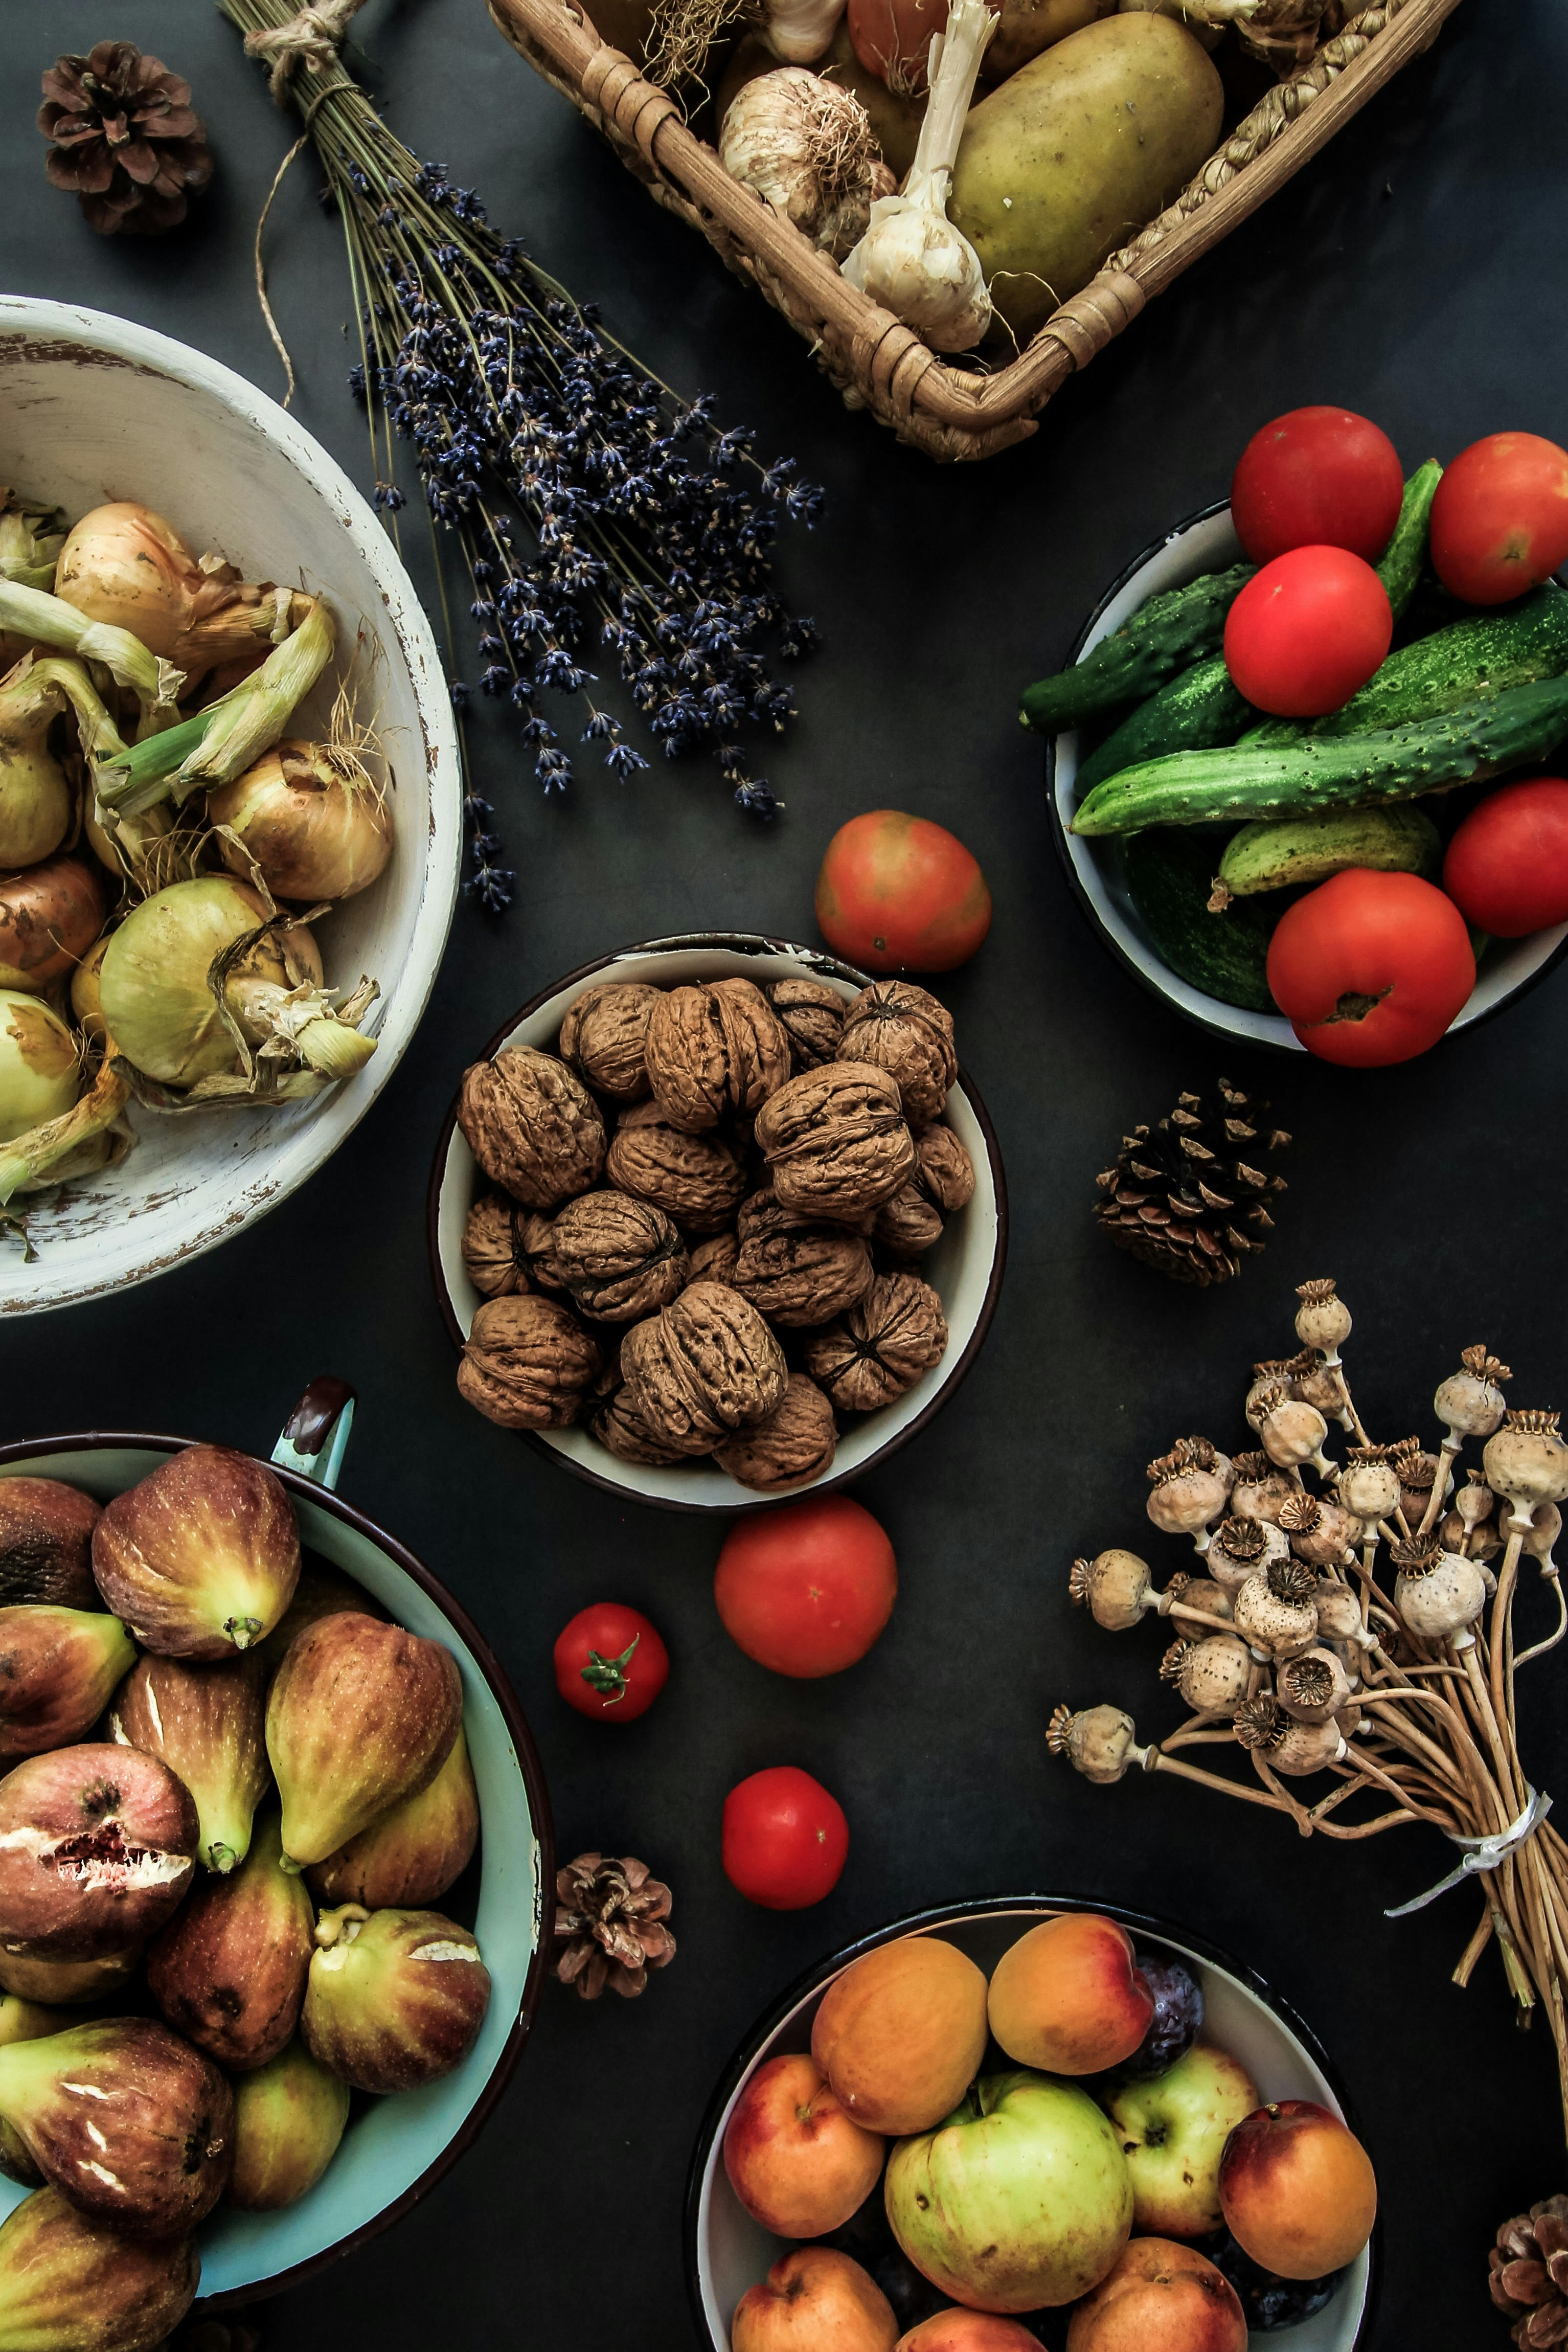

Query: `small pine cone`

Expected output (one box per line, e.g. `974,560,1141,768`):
1490,2194,1568,2346
553,1853,676,2000
1095,1081,1289,1287
39,43,212,236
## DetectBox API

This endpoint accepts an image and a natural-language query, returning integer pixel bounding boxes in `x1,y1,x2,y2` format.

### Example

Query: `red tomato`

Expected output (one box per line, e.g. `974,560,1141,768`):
846,0,945,88
1266,869,1475,1067
715,1496,897,1678
1430,433,1568,605
553,1602,669,1722
1230,408,1405,565
1443,776,1568,936
722,1768,849,1910
815,811,992,976
1224,548,1392,718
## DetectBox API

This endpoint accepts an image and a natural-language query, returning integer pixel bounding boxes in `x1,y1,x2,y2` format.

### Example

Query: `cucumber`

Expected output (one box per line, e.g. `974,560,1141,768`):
1124,829,1276,1013
1214,804,1442,901
1020,564,1256,736
1075,656,1252,796
1376,460,1443,623
1073,673,1568,836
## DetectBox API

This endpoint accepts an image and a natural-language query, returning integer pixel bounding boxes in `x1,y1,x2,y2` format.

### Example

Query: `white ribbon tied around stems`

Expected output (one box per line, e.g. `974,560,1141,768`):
1384,1787,1553,1918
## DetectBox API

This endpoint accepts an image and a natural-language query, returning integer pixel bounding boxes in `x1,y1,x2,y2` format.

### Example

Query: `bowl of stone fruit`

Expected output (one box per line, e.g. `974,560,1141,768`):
0,1379,550,2331
427,934,1007,1512
687,1898,1376,2352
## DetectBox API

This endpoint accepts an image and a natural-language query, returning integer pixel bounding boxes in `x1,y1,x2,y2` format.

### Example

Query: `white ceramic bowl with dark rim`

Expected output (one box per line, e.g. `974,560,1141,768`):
427,934,1008,1514
0,1376,553,2312
0,296,462,1316
686,1895,1375,2351
1047,503,1568,1051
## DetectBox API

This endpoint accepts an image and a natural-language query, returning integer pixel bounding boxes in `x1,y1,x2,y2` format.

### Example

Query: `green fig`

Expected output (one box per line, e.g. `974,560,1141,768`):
91,1444,300,1660
146,1811,312,2072
107,1652,269,1873
0,1948,142,2006
253,1557,388,1677
228,2037,349,2210
0,1998,75,2193
307,1725,479,1910
266,1613,462,1871
0,1607,135,1760
0,2186,198,2350
303,1906,490,2093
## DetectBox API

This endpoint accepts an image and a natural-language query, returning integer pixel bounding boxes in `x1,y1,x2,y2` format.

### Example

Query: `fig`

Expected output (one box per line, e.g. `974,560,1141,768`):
303,1906,491,2092
0,2186,198,2351
0,1480,100,1612
0,1607,136,1760
307,1725,480,1910
267,1613,463,1870
92,1444,301,1660
0,1744,197,1960
254,1555,388,1676
0,1990,77,2048
146,1810,313,2073
107,1651,269,1873
0,1946,142,2005
228,2036,350,2210
0,2017,233,2238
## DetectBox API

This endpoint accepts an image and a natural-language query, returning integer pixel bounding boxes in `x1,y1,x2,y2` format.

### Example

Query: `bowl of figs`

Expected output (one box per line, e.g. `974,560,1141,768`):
0,1380,551,2335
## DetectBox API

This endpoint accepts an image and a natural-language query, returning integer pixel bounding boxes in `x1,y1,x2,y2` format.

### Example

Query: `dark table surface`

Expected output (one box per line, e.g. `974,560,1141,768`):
3,2,1566,2344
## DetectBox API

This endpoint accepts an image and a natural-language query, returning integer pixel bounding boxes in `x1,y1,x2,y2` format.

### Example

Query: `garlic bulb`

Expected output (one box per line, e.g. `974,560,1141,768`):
1228,1451,1298,1527
1277,1492,1358,1570
1235,1694,1345,1777
1483,1411,1568,1532
1047,1703,1146,1784
840,0,996,352
720,70,894,263
1253,1386,1333,1478
1434,1346,1511,1445
1294,1277,1351,1365
1069,1549,1154,1632
1161,1633,1251,1715
1145,1437,1232,1555
760,0,847,62
1234,1561,1319,1661
1207,1514,1288,1596
1275,1646,1353,1726
1392,1538,1487,1648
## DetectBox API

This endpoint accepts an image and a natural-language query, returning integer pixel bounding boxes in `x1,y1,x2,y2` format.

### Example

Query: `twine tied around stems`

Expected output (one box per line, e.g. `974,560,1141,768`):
1385,1788,1554,1918
243,0,369,100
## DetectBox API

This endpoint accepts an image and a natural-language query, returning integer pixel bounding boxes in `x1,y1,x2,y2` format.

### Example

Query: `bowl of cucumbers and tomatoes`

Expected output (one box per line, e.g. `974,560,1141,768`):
1033,413,1568,1065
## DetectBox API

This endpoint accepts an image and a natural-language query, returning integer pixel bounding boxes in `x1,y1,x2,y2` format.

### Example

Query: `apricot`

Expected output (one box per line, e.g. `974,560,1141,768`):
723,2052,886,2238
811,1936,989,2136
898,2314,1041,2351
1065,2238,1246,2352
987,1914,1153,2075
1218,2099,1377,2279
732,2247,898,2352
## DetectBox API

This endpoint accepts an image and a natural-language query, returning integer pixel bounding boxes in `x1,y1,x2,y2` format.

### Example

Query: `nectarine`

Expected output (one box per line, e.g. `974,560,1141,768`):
988,1915,1153,2075
897,2311,1042,2350
812,1936,989,2135
1218,2100,1376,2279
1064,2237,1246,2352
732,2247,898,2352
724,2053,886,2238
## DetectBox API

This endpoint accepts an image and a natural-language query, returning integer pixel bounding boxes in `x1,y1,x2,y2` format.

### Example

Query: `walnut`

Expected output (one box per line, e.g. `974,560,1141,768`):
462,1193,530,1299
605,1100,747,1233
558,982,662,1102
914,1123,975,1213
688,1231,739,1286
731,1189,874,1327
805,1271,948,1412
459,1048,606,1209
766,978,846,1073
621,1281,788,1455
550,1191,690,1322
457,1296,603,1430
754,1062,916,1224
838,981,957,1125
715,1375,837,1494
517,1211,568,1295
590,1383,698,1467
872,1184,944,1259
645,979,790,1132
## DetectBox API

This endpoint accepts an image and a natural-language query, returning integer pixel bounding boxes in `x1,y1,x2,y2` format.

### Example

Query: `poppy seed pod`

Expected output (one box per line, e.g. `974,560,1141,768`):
1277,1491,1359,1569
1206,1514,1288,1596
1234,1560,1319,1661
1159,1573,1234,1623
1337,1445,1401,1530
1145,1438,1233,1555
1275,1645,1353,1725
1434,1346,1511,1445
1228,1451,1299,1527
1160,1633,1252,1715
1253,1387,1333,1479
1392,1538,1487,1648
1519,1501,1561,1575
1234,1693,1346,1776
1068,1550,1155,1633
1312,1580,1376,1652
1294,1277,1352,1365
1484,1411,1568,1531
1047,1703,1146,1784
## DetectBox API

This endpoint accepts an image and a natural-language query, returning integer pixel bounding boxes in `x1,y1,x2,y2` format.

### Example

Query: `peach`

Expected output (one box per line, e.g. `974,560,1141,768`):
732,2247,898,2352
1218,2099,1377,2279
723,2052,885,2237
987,1914,1153,2076
811,1936,989,2136
898,2313,1042,2350
1064,2238,1246,2352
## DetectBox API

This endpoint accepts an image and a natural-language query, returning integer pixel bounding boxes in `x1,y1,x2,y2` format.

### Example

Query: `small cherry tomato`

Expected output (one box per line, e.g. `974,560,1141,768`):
715,1496,897,1678
815,810,992,976
1266,869,1475,1067
722,1767,849,1910
1231,407,1405,564
553,1602,669,1722
1430,433,1568,605
1443,777,1568,936
1224,547,1392,718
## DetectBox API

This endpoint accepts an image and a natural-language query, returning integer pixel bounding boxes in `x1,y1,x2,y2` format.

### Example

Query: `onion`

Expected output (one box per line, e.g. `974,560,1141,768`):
0,990,79,1144
0,743,69,871
84,798,173,888
53,504,204,663
98,876,321,1087
0,857,108,994
70,935,111,1044
208,739,393,903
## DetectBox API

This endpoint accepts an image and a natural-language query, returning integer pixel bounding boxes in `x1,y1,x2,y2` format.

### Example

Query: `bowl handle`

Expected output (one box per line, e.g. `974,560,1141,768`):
270,1375,357,1491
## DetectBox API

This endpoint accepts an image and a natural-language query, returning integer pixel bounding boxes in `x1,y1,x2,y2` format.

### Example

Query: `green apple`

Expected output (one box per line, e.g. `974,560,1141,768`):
884,2068,1132,2312
1102,2040,1258,2238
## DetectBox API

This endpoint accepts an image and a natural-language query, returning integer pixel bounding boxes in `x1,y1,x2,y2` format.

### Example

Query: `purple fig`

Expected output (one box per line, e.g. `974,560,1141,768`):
0,1946,143,2005
146,1812,313,2072
303,1906,491,2093
266,1613,462,1870
107,1652,268,1874
228,2036,350,2210
0,1607,136,1760
0,2186,198,2350
0,2016,233,2238
307,1725,479,1910
0,1744,197,1960
254,1557,388,1676
0,1479,100,1612
92,1445,300,1661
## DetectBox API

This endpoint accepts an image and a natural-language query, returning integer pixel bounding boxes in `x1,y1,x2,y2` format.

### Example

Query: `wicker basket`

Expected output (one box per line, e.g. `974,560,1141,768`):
487,0,1463,461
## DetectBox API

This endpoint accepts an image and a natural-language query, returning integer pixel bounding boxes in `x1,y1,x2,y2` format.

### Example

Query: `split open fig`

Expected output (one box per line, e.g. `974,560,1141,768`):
108,1650,269,1874
0,1480,100,1611
266,1612,462,1871
0,1606,135,1760
146,1811,314,2072
92,1443,301,1660
229,2036,350,2210
307,1724,479,1911
303,1906,491,2093
0,2187,199,2351
0,1743,197,1960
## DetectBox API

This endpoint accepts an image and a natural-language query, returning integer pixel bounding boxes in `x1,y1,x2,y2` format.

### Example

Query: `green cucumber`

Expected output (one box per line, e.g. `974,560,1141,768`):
1376,460,1443,622
1020,564,1256,736
1214,804,1442,901
1123,830,1276,1013
1075,656,1253,796
1073,673,1568,836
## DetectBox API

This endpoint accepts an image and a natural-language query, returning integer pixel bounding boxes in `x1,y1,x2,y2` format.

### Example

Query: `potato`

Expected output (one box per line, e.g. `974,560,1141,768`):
986,0,1117,84
950,13,1224,346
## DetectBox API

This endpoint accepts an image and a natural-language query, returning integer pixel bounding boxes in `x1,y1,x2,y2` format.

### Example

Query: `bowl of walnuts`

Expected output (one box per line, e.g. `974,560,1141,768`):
427,935,1006,1512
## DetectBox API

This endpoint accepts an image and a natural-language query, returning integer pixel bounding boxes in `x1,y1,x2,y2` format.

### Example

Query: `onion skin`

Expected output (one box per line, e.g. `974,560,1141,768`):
92,1444,301,1662
0,746,70,871
0,991,79,1145
53,503,202,663
69,934,109,1043
209,738,394,902
0,856,106,993
0,2187,199,2349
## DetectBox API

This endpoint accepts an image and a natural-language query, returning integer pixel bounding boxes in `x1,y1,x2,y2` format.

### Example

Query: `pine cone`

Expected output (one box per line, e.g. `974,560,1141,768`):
39,43,212,237
1094,1082,1289,1287
1491,2195,1568,2346
553,1854,676,2000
